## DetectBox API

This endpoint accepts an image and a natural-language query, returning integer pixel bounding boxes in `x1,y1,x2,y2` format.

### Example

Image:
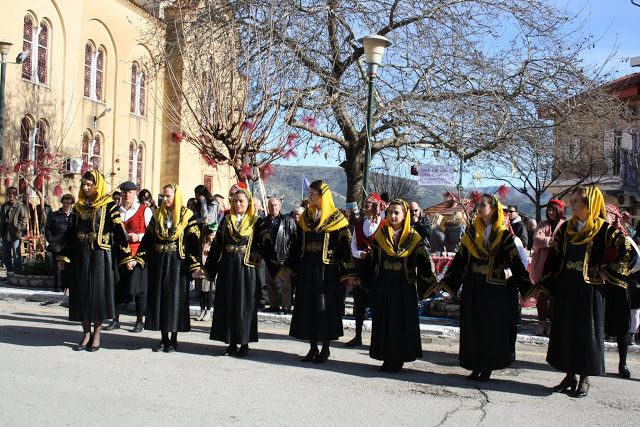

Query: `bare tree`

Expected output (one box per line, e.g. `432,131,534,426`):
219,0,618,206
143,1,306,181
483,85,633,221
369,169,418,203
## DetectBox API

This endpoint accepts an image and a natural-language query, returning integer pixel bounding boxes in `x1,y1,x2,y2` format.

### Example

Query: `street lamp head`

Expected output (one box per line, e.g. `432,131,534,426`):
631,56,640,67
359,34,392,73
0,40,13,57
15,50,30,64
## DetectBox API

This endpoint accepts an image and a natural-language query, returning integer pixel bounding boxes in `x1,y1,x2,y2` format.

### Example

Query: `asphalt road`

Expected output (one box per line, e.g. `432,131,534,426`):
0,300,639,426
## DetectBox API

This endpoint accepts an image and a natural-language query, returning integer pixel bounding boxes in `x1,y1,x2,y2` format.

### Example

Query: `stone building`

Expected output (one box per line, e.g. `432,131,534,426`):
0,0,234,209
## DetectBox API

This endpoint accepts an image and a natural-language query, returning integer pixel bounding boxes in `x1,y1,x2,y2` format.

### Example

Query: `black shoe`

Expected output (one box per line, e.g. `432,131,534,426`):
152,341,165,352
74,334,92,351
263,306,280,313
103,320,120,331
54,287,62,292
619,364,631,379
222,344,238,356
87,344,100,352
236,345,249,357
379,362,390,372
552,374,577,393
468,370,481,380
477,370,491,382
132,322,143,333
301,348,319,362
574,377,590,398
313,349,330,364
164,344,176,353
345,337,362,347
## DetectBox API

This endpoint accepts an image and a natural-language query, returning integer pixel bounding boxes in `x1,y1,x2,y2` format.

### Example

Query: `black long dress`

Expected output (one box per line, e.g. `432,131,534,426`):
205,216,278,345
57,202,133,322
137,211,201,333
439,233,533,372
284,226,357,341
369,239,435,364
540,222,631,376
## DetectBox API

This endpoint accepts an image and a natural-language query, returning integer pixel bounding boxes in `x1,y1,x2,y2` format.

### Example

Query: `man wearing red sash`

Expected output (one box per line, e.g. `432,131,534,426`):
105,181,153,332
346,193,387,347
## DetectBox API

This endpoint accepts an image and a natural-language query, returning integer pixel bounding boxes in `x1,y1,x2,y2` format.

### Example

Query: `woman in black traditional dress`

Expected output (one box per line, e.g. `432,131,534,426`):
280,180,358,363
57,171,135,352
369,200,435,372
204,186,278,357
437,194,533,381
539,186,631,397
136,183,202,353
604,203,636,379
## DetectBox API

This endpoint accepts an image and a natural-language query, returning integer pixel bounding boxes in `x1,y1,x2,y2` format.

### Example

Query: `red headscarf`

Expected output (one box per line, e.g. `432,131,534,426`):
365,192,388,223
605,203,628,236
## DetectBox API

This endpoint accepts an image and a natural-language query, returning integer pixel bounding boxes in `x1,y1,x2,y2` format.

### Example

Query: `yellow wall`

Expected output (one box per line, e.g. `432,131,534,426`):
0,0,233,209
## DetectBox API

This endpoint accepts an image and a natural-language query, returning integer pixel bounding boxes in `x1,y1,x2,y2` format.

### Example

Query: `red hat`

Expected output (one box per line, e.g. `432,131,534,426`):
546,199,566,220
369,192,381,201
237,182,248,189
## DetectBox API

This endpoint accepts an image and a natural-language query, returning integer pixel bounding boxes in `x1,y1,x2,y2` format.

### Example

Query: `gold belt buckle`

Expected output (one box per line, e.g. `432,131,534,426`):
154,242,177,252
77,232,97,240
382,260,403,271
472,263,490,275
566,261,584,271
225,244,247,253
305,242,323,252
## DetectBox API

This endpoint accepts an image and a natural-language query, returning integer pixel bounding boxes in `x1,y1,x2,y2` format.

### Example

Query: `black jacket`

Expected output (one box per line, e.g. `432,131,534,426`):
45,208,72,253
511,218,528,248
268,213,297,262
412,215,432,253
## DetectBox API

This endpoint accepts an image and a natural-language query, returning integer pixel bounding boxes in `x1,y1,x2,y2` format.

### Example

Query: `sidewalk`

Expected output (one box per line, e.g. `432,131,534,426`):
2,284,638,353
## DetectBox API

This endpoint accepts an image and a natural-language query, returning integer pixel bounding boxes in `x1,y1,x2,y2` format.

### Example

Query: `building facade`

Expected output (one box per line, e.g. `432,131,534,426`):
0,0,234,209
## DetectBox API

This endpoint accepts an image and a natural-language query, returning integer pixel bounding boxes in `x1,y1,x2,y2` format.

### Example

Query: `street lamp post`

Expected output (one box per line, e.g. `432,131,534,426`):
0,40,13,164
359,34,392,200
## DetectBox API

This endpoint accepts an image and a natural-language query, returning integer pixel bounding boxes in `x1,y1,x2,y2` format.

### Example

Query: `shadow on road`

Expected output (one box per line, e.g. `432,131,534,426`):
0,312,554,396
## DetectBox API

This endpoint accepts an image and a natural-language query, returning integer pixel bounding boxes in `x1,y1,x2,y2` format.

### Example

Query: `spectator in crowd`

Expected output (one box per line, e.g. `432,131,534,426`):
107,182,153,333
112,191,122,208
409,201,432,252
264,197,297,314
194,185,219,229
35,197,53,236
253,198,266,218
530,199,565,337
292,206,304,223
212,193,226,225
348,193,387,347
45,194,75,292
195,228,216,321
444,211,466,252
138,188,158,212
1,187,28,274
526,218,537,251
429,213,446,254
506,205,528,248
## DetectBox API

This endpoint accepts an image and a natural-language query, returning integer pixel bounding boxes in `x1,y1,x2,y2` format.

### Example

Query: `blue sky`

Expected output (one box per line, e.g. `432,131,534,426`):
275,1,640,188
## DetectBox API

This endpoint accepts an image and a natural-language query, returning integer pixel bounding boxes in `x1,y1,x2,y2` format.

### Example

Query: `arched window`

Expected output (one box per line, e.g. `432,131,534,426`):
84,42,105,101
128,141,144,190
22,16,49,84
22,16,33,80
84,43,92,97
37,22,48,84
81,131,101,170
35,120,47,162
130,64,146,116
20,117,31,162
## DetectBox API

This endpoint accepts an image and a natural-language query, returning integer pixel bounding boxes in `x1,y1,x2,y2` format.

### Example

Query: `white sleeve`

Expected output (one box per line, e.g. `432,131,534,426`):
138,207,154,240
505,236,528,278
351,230,362,258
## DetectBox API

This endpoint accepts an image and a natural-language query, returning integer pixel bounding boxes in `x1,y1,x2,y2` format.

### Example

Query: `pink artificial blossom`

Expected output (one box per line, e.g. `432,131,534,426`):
53,185,63,198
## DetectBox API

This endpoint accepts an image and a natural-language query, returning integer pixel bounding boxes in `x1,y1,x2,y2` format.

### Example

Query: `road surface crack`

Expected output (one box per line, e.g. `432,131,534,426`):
434,400,463,426
474,386,490,423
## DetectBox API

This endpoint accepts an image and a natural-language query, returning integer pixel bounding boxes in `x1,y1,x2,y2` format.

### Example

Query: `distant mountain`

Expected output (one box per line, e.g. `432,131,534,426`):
263,165,546,217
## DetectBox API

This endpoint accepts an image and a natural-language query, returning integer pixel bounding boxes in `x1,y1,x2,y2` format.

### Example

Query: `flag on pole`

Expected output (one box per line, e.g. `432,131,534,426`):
302,175,310,190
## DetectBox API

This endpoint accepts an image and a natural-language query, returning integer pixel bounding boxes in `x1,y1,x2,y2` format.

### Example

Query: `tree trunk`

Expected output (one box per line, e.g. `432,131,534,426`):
343,145,365,207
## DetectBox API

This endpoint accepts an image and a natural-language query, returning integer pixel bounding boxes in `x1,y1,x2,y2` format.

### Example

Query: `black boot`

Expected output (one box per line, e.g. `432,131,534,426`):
618,334,631,379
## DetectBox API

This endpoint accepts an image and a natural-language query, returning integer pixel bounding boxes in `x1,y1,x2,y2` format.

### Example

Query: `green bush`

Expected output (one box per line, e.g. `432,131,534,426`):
14,256,54,276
